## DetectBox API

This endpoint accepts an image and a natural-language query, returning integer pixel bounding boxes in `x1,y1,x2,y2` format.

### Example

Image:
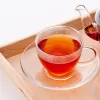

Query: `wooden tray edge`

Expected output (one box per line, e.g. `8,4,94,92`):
0,11,96,58
0,53,35,100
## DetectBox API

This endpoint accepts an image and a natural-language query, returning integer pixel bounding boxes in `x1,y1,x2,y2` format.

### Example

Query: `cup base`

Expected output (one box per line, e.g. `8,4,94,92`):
44,69,75,80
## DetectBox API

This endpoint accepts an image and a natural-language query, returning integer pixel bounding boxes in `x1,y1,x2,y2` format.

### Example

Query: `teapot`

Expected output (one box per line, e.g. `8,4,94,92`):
75,5,100,41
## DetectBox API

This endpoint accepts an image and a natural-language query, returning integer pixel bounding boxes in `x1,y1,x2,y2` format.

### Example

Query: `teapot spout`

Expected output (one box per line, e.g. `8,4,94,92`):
75,5,93,29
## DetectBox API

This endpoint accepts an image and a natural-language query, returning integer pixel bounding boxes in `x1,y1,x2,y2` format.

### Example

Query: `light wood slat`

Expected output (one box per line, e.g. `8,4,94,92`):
0,35,36,58
0,53,38,100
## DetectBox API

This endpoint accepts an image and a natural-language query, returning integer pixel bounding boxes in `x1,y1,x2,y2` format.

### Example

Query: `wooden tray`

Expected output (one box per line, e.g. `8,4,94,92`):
0,11,100,100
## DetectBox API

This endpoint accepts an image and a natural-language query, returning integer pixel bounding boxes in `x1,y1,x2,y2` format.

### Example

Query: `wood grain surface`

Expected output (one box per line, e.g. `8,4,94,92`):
0,29,99,100
0,10,99,100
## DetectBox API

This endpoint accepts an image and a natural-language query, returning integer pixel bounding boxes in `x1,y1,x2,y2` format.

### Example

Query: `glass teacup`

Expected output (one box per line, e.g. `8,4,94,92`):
35,26,83,80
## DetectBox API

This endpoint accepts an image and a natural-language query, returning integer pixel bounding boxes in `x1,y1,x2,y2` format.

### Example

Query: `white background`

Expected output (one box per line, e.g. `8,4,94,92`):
0,0,99,100
0,0,99,46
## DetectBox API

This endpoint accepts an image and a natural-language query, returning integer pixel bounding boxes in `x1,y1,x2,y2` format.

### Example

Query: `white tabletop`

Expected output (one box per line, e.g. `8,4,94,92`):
0,68,26,100
0,0,100,100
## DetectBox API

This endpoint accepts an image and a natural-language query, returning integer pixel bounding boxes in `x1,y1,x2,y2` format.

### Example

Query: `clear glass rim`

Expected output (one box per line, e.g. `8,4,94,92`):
75,5,86,10
35,25,83,59
78,46,98,65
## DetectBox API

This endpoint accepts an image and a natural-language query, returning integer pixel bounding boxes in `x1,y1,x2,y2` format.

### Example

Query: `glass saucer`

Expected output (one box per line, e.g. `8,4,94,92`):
20,42,100,90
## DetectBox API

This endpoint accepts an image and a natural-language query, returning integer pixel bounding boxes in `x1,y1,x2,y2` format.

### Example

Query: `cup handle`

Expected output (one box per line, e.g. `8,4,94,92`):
78,46,98,66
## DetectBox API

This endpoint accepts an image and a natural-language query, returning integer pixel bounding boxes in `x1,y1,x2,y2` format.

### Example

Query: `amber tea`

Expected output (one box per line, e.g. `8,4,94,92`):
38,35,81,76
